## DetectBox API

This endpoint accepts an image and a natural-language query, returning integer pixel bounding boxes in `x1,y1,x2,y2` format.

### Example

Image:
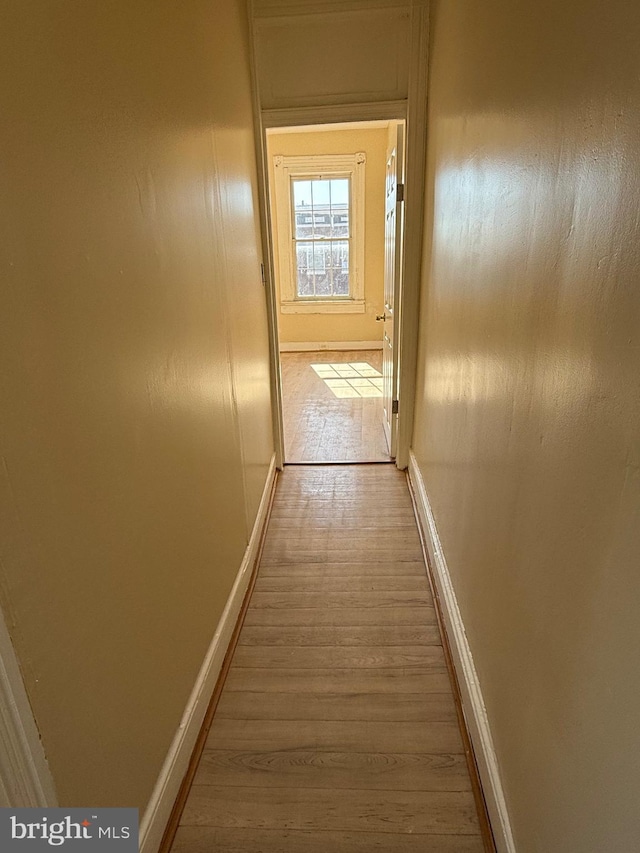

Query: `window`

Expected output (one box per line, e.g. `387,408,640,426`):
292,177,350,298
273,153,366,314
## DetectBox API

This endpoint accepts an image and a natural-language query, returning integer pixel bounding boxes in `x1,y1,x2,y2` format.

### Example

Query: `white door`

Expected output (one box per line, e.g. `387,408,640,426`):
379,122,404,457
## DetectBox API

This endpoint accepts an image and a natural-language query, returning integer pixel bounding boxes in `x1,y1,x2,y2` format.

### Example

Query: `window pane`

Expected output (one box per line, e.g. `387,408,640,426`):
330,178,349,238
293,180,314,239
312,181,331,239
295,239,350,298
332,240,350,295
312,179,331,206
295,241,314,296
292,176,351,298
313,243,331,296
294,211,314,240
331,210,349,238
293,180,312,208
293,176,351,240
330,178,349,205
312,243,327,273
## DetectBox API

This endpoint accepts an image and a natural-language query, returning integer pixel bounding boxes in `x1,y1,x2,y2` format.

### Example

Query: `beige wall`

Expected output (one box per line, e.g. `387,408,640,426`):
412,1,640,850
267,126,387,343
0,0,272,810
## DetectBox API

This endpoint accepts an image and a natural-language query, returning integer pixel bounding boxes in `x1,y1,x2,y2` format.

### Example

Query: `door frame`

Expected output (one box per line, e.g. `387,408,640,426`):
0,606,58,806
248,6,429,471
381,119,405,459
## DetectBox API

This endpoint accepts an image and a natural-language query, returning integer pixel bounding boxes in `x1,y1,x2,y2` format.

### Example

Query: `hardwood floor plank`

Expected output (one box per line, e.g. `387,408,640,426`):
214,691,458,723
260,548,424,561
268,506,415,516
173,826,486,853
257,561,427,577
249,591,432,609
272,485,411,494
231,645,446,670
224,667,452,694
243,606,437,627
265,500,413,508
255,575,428,592
205,719,464,754
261,528,421,540
237,625,443,647
272,495,411,503
259,552,423,565
180,786,480,836
267,518,418,529
261,539,420,549
268,506,415,517
193,749,473,791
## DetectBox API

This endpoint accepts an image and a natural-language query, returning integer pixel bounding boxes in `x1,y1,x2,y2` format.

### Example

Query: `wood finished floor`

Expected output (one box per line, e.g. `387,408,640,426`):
281,350,391,463
172,465,486,853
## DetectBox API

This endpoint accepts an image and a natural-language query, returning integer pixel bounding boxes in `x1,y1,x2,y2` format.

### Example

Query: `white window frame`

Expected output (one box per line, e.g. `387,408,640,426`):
273,152,366,314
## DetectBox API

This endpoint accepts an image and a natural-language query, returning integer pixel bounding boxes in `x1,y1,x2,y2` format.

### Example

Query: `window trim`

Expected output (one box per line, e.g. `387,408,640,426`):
273,152,366,314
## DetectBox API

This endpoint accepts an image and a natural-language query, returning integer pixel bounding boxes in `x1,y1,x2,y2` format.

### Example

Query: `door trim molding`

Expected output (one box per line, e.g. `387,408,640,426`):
394,2,429,469
279,340,383,352
249,2,428,471
0,610,58,807
252,0,424,20
262,100,407,129
407,451,517,853
139,454,277,853
248,3,286,470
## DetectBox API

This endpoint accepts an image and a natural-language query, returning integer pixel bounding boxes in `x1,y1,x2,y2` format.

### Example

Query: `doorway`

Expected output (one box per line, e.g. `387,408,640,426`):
264,120,405,465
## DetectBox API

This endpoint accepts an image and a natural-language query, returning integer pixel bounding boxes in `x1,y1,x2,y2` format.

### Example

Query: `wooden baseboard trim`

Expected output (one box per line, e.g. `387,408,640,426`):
140,455,278,853
407,451,516,853
278,340,383,352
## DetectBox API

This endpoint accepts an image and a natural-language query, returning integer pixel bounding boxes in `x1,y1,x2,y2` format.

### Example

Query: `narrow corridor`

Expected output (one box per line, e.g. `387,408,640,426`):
171,465,487,852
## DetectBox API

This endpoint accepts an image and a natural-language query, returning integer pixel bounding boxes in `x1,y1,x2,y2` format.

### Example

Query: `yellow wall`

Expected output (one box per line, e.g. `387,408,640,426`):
267,127,387,344
412,1,640,850
0,0,272,810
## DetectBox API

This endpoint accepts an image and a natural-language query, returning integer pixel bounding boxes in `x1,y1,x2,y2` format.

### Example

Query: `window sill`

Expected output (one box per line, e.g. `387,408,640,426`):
281,299,365,315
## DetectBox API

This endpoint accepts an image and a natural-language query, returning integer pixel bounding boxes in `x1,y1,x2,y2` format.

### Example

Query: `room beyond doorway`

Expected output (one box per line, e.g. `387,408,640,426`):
281,349,391,463
265,119,405,465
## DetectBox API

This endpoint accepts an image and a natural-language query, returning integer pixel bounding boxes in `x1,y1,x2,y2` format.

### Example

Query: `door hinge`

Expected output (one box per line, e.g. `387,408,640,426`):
396,183,404,203
392,399,399,415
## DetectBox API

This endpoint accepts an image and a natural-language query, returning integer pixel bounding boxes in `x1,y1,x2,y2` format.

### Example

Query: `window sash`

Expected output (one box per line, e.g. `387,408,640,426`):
290,176,352,299
294,239,351,299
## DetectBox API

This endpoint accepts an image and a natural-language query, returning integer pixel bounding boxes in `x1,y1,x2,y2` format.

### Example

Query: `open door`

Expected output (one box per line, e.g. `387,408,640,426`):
380,122,405,457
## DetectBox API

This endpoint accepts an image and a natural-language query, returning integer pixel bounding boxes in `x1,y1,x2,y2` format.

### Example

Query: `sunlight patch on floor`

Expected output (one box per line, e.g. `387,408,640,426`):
311,362,383,398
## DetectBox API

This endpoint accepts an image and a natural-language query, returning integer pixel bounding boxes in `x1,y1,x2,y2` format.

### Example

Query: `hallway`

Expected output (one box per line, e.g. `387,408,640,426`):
2,1,640,849
171,465,488,852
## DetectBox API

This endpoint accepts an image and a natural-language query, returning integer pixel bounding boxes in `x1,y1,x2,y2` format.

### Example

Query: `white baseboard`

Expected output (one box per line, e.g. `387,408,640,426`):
0,611,58,807
407,451,516,853
140,454,277,853
279,340,383,352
